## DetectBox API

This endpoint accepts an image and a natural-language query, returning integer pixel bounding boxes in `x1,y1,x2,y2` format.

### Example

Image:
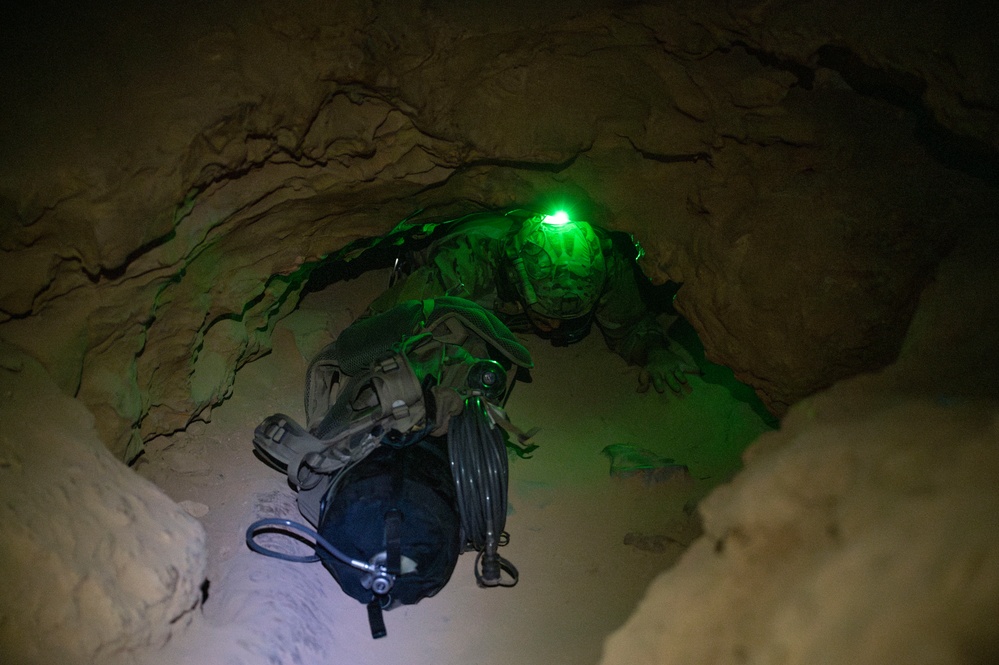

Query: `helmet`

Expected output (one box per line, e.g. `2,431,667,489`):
505,211,607,320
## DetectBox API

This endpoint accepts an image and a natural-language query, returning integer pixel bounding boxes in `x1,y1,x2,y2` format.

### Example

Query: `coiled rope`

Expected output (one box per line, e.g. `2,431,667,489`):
448,396,518,587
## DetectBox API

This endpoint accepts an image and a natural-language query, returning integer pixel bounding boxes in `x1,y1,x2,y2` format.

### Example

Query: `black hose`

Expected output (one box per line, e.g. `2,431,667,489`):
448,396,518,587
245,518,385,581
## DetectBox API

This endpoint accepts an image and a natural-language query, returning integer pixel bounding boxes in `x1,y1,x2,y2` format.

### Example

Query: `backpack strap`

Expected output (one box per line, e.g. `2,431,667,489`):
304,301,430,431
255,345,431,495
253,413,381,489
426,296,533,370
311,352,428,443
304,342,342,432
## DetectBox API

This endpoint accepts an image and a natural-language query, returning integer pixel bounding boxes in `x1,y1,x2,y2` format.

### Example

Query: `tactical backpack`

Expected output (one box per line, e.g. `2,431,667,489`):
246,296,535,637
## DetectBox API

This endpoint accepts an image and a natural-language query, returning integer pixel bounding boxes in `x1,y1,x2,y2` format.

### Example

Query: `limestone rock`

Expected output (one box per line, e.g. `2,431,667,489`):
0,343,206,665
602,390,999,665
600,223,999,664
1,1,997,460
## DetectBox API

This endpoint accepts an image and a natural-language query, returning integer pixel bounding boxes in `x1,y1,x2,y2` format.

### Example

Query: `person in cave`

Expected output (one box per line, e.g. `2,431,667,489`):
364,208,700,396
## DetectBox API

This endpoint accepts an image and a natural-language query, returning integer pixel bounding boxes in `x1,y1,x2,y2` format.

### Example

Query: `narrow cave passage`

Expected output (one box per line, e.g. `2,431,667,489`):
135,243,774,664
3,2,999,662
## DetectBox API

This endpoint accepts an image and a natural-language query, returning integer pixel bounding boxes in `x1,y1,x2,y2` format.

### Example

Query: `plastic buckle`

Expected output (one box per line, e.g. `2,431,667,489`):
265,418,288,444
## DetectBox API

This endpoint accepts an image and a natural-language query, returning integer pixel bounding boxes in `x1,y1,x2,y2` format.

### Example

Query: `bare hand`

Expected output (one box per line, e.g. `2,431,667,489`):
637,347,701,395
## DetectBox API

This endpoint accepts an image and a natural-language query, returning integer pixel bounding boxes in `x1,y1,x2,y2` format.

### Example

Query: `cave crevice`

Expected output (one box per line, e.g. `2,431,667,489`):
734,40,999,184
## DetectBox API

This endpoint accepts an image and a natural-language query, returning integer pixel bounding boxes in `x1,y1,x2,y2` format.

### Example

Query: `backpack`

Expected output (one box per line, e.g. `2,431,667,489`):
247,297,535,637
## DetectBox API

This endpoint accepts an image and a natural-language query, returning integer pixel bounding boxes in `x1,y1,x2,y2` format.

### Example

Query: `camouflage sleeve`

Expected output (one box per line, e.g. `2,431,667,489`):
594,250,673,366
428,233,499,304
365,232,499,316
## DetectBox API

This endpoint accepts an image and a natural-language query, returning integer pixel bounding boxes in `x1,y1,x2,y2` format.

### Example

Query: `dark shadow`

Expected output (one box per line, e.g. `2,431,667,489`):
667,315,779,429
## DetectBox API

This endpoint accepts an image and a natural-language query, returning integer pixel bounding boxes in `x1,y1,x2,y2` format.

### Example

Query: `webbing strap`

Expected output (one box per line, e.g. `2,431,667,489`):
367,600,387,639
485,402,541,452
475,550,519,588
384,509,402,578
364,461,405,639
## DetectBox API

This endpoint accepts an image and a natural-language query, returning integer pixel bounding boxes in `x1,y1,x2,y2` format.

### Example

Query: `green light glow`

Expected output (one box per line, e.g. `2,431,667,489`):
543,210,571,226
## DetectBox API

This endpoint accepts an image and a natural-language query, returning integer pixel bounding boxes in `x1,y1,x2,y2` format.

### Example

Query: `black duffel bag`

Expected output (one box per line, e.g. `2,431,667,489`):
316,437,461,612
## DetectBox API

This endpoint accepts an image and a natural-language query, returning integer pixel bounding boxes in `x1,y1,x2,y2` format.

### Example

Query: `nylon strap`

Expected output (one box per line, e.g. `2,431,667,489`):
367,600,387,639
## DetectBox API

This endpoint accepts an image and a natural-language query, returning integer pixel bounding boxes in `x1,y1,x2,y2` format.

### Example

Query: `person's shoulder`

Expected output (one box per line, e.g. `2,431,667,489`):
450,212,518,239
431,213,517,255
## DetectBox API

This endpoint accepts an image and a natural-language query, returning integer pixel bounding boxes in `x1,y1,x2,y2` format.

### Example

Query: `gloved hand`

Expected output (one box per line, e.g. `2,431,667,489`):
637,347,701,395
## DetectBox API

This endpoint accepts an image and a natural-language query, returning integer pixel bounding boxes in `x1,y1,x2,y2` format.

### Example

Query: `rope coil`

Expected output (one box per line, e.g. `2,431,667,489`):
448,396,518,587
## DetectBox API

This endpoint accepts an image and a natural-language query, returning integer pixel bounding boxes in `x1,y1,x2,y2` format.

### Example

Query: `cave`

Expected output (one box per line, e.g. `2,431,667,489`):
2,1,998,664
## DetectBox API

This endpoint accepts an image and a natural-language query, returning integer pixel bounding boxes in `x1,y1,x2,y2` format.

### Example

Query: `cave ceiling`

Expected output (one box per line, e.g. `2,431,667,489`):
0,0,996,460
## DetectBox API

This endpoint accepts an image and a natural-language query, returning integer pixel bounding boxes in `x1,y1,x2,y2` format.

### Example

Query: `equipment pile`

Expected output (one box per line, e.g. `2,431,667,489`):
246,297,534,638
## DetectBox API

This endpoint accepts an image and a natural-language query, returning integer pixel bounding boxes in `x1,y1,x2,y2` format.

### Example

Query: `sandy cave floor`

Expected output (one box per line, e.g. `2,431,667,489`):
134,269,773,665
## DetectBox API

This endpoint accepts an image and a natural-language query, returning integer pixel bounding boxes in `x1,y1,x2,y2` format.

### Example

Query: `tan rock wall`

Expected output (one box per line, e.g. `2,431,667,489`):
0,343,206,664
600,222,999,664
603,390,999,664
0,3,995,459
0,3,996,661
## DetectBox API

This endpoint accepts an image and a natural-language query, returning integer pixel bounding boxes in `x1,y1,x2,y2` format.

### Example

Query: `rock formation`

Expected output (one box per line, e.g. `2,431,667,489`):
0,343,206,663
0,1,996,662
3,0,995,460
601,222,999,665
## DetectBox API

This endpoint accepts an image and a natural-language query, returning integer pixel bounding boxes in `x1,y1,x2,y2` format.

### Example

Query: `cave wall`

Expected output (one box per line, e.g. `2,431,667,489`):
1,0,995,461
0,342,206,663
601,220,999,665
1,2,997,661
